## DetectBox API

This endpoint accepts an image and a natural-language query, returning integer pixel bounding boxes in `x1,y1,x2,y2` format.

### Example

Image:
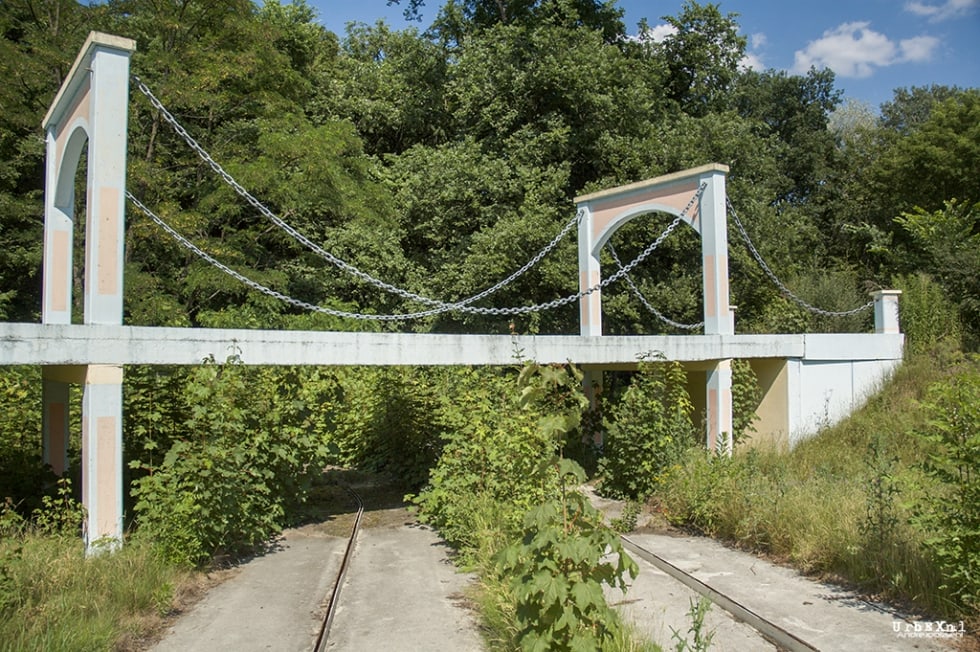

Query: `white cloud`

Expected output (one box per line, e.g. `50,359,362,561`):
740,51,765,71
641,23,678,44
792,22,940,78
899,35,943,60
736,32,766,71
905,0,978,22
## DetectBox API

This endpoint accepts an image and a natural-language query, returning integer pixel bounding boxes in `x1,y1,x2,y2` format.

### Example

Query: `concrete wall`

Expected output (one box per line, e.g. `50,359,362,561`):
745,334,904,447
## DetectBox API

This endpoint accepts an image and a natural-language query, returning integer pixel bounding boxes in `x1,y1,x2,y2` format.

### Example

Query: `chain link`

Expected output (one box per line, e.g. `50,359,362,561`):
462,182,706,316
127,192,419,321
727,198,874,317
132,75,578,312
606,244,704,331
128,184,704,320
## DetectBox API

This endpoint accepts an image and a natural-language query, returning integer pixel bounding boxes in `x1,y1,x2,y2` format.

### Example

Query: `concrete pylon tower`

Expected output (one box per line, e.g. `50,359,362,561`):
41,32,136,551
575,164,735,453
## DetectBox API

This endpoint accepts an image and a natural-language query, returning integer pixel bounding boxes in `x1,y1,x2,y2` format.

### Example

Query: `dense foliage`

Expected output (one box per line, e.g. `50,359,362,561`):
598,358,697,498
2,0,979,639
126,359,334,564
1,0,975,337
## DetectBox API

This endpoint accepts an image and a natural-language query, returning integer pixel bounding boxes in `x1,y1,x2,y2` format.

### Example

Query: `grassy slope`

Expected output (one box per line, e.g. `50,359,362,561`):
656,345,976,622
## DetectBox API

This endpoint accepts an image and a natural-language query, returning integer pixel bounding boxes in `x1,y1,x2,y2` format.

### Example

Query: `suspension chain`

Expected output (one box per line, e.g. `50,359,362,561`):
606,244,703,331
470,182,706,316
127,192,418,321
127,183,704,320
727,198,874,317
131,76,578,311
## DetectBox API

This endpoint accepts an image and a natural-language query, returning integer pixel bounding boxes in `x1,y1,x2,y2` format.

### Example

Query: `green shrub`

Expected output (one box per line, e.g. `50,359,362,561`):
731,359,761,445
331,367,443,489
893,272,963,355
409,367,557,554
0,367,52,515
129,359,330,565
599,358,697,499
911,360,980,613
496,459,638,652
31,477,85,539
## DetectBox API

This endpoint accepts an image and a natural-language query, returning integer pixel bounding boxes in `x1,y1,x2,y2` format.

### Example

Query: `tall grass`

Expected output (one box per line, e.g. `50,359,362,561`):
0,484,191,652
656,348,970,618
0,531,189,652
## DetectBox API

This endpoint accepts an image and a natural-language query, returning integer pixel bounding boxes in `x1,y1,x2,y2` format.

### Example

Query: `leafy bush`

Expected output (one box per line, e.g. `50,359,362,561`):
129,359,330,565
331,367,443,489
896,200,980,345
0,367,53,515
731,359,761,445
496,459,638,652
912,361,980,612
412,362,650,649
893,272,963,355
599,358,697,499
31,477,85,538
409,367,557,553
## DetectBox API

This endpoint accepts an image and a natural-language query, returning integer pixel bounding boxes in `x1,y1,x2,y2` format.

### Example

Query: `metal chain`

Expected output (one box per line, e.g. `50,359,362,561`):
727,197,874,317
449,209,582,308
128,184,704,320
127,192,428,322
606,244,703,331
131,75,577,311
454,182,706,317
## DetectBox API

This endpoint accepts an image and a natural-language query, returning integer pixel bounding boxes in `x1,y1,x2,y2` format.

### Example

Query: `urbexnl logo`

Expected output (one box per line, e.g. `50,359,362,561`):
892,619,965,639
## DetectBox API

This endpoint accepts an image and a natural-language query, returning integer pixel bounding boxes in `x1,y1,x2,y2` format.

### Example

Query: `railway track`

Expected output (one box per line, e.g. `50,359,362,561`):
313,485,807,651
621,534,819,651
313,485,364,652
313,491,935,651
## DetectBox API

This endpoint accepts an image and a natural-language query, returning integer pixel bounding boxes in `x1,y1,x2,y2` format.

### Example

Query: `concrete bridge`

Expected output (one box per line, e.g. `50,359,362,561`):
1,32,904,551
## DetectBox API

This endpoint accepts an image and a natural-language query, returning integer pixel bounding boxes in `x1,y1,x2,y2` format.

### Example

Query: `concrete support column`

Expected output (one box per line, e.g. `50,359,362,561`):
83,43,131,326
578,207,602,338
577,207,605,428
42,377,71,476
873,290,902,334
697,168,733,337
81,365,124,552
41,33,135,553
697,167,734,452
41,200,74,325
706,360,734,454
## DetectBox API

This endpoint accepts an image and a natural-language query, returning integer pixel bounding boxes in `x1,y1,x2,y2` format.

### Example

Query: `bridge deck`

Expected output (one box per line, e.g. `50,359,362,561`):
0,323,903,368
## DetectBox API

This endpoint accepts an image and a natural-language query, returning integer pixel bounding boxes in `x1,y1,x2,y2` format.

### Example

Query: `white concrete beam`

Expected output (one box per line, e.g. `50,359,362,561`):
0,323,904,367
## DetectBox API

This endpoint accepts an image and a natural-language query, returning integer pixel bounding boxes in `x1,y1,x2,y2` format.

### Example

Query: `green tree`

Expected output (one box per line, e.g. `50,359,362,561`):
653,1,746,117
312,21,450,155
834,87,979,274
875,90,980,216
396,0,625,44
734,68,842,203
896,201,980,342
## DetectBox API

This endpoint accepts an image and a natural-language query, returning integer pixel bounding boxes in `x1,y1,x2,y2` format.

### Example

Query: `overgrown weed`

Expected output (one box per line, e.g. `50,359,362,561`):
0,530,190,652
655,347,978,620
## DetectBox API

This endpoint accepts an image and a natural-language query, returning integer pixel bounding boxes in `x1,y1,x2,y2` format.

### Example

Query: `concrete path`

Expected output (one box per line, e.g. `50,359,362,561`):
151,524,344,652
324,522,483,651
620,532,955,652
148,507,483,652
609,546,777,651
148,496,962,651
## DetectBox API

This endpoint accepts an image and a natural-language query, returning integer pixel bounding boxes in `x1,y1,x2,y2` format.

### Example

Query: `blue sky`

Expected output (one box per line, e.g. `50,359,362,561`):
304,0,979,110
